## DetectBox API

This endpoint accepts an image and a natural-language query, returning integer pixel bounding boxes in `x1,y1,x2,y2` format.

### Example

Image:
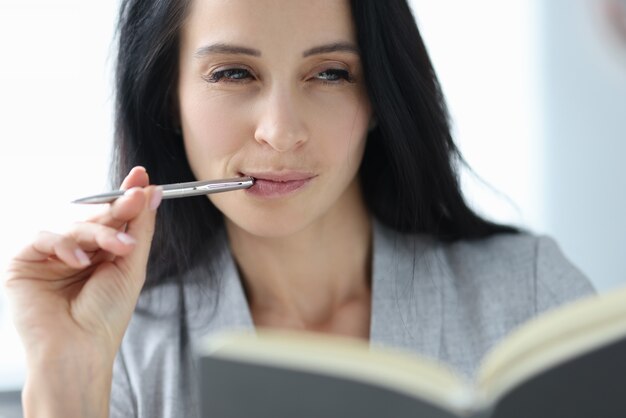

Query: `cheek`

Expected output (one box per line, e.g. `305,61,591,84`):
179,92,251,175
312,94,370,172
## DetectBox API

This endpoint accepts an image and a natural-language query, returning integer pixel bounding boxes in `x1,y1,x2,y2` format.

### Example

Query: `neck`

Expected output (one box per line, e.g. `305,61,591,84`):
225,180,372,336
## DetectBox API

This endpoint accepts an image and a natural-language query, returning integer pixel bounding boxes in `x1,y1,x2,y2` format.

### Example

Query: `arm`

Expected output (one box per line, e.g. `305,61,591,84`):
3,167,162,418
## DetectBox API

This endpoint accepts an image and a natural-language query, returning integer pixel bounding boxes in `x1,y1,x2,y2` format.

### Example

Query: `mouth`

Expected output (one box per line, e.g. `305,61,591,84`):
239,171,317,198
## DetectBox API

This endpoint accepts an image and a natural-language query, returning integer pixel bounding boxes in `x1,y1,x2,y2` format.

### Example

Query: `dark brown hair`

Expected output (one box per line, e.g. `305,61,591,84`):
113,0,517,288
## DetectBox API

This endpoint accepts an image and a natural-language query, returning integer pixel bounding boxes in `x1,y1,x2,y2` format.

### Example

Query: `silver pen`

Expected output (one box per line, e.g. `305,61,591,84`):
72,176,255,204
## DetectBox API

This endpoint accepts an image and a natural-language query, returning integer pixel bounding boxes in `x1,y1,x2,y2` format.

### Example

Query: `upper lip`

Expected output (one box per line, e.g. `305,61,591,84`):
240,171,316,182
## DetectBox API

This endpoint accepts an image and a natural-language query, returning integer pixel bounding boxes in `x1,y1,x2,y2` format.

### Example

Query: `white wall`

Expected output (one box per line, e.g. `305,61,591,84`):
541,0,626,291
410,1,545,231
410,0,626,291
0,0,119,391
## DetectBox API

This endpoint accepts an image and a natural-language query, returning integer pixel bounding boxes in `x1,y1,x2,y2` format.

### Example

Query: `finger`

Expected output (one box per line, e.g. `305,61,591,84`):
114,186,163,288
68,221,138,256
87,187,147,231
15,231,93,270
120,166,149,190
86,166,150,227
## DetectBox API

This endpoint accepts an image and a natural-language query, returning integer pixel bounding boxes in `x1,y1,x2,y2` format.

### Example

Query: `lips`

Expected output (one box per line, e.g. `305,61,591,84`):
240,171,316,198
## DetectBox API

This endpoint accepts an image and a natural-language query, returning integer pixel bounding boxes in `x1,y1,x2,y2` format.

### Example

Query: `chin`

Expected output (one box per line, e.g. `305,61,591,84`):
225,211,317,239
209,187,328,239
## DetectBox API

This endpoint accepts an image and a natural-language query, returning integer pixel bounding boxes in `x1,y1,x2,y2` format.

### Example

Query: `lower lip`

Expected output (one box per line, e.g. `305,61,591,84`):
246,177,313,198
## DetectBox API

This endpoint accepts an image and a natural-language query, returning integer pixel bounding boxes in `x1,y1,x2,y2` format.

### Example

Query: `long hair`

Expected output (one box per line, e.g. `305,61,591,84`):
113,0,517,288
352,0,516,239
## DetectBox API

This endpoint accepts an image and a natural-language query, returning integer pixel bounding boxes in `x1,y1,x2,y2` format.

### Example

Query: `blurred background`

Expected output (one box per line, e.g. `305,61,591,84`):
0,0,625,412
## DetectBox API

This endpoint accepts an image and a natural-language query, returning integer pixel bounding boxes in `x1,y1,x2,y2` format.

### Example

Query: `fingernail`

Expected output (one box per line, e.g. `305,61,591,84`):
150,187,163,211
74,249,91,267
117,232,137,245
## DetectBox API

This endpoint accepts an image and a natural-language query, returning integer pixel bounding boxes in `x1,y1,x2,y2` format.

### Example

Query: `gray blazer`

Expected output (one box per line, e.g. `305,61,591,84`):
110,221,594,418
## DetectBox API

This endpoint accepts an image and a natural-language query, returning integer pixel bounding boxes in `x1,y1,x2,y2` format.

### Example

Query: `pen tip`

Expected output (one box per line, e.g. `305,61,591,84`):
71,197,93,204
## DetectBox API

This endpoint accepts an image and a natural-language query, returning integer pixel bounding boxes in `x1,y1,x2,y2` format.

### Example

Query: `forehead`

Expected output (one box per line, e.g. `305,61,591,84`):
181,0,356,51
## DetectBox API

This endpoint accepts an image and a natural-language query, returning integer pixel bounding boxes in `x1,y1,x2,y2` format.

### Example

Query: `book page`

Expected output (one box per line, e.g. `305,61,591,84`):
203,329,477,415
475,285,626,405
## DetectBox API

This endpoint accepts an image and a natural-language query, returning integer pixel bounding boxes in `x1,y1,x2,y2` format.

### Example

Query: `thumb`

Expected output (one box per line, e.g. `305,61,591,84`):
115,186,163,292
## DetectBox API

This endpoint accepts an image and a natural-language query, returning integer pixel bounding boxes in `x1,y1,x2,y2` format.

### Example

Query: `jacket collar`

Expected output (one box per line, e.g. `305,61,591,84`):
197,220,445,361
369,220,444,361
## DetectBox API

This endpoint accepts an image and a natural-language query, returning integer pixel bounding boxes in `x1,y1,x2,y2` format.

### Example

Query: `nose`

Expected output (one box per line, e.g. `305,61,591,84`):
254,88,309,152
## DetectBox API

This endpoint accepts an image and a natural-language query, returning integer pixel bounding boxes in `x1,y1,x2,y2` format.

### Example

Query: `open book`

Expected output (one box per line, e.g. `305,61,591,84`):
197,286,626,418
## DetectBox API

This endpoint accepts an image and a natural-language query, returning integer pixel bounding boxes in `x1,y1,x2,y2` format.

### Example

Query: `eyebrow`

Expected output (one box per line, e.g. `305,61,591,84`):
194,43,261,58
302,42,360,57
193,42,359,59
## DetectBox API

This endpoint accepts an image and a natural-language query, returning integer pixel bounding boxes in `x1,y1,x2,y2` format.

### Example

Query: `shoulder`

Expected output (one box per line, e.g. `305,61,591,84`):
110,234,254,416
376,221,595,309
110,244,227,417
440,232,595,309
111,282,189,417
441,232,550,286
374,220,595,337
373,222,595,375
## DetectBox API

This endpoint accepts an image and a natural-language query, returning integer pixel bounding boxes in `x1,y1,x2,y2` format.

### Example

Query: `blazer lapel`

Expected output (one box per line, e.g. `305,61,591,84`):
190,229,255,337
369,220,445,362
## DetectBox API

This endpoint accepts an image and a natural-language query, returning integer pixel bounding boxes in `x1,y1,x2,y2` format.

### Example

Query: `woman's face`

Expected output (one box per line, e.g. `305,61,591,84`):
177,0,372,237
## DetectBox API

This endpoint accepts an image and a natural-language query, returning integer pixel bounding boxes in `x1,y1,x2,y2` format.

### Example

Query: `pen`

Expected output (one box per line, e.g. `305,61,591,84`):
72,176,255,204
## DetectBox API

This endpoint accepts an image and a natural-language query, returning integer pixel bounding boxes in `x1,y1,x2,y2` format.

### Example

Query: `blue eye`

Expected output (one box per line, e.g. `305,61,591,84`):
204,68,252,83
316,69,353,83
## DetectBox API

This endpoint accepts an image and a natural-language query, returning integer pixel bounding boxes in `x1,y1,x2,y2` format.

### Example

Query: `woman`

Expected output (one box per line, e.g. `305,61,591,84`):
4,0,594,417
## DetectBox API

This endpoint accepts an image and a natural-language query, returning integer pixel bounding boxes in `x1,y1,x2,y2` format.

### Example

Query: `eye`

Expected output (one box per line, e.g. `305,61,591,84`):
203,68,253,83
314,69,353,84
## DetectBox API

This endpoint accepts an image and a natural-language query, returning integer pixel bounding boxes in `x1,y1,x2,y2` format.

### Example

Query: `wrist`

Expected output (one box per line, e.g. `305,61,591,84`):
24,333,117,369
22,348,114,418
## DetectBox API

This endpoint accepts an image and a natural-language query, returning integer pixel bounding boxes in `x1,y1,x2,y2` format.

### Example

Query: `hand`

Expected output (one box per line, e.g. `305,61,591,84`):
2,166,162,414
